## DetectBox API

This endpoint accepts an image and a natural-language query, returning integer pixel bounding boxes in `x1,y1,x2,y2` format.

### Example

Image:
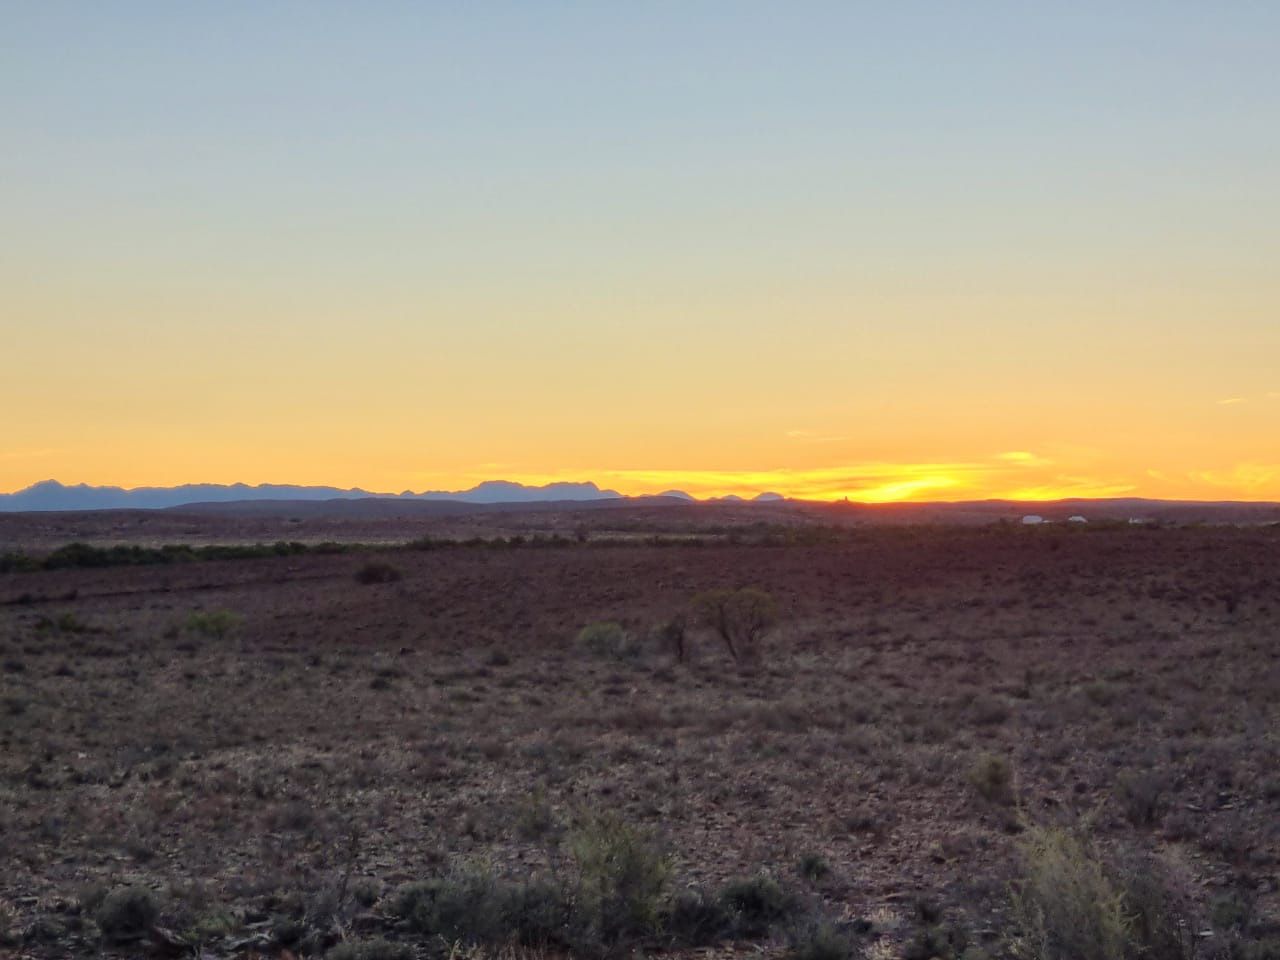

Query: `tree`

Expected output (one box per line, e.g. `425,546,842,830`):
691,588,777,662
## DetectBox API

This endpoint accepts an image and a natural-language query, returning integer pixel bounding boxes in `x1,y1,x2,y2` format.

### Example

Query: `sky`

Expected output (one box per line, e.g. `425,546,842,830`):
3,2,1278,502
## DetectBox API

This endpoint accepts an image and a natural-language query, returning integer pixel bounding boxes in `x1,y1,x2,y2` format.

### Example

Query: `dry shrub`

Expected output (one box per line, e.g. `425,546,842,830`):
691,588,777,662
1009,826,1198,960
1009,828,1129,960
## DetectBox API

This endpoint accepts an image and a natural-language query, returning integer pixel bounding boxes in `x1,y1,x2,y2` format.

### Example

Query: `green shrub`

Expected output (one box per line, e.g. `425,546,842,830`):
719,874,798,938
185,609,242,640
497,879,572,947
788,919,854,960
514,787,558,842
576,621,640,660
392,871,505,944
95,886,160,944
391,869,569,948
569,811,672,944
968,753,1015,805
663,886,734,946
797,852,831,883
1008,827,1129,960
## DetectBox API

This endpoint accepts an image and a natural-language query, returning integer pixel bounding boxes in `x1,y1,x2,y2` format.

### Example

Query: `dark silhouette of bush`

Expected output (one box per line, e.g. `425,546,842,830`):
354,561,402,585
95,886,159,944
718,874,798,937
692,588,777,662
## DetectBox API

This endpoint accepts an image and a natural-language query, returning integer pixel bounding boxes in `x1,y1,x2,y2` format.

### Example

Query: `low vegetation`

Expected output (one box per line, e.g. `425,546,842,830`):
1,524,1278,959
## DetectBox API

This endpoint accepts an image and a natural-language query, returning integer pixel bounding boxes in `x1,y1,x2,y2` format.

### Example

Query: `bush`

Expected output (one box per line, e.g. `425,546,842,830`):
968,753,1015,805
691,588,777,662
1008,827,1196,960
185,609,242,640
788,919,854,960
797,852,831,883
576,621,640,661
326,939,412,960
354,561,402,585
95,886,160,944
1115,770,1168,826
719,874,798,938
391,869,569,949
0,900,16,947
392,871,505,944
569,811,672,944
663,887,734,946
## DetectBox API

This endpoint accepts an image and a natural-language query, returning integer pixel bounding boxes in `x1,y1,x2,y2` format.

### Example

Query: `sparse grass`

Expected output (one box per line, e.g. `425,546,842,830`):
1,524,1277,959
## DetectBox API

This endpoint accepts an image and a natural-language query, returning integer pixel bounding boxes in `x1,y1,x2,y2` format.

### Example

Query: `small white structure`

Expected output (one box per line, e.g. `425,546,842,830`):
1068,515,1088,524
1022,515,1045,525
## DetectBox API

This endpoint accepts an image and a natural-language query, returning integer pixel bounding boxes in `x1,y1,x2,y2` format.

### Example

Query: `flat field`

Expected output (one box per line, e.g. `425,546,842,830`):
1,521,1278,958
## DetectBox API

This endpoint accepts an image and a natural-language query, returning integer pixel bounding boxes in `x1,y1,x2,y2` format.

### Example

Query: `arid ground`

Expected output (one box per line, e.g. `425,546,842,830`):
1,515,1278,959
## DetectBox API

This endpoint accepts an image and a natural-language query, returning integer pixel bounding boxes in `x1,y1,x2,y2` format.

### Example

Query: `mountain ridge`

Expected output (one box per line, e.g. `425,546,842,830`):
0,478,657,512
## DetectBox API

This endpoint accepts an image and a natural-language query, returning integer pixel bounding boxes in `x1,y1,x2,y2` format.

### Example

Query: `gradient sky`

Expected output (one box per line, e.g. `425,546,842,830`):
4,3,1278,501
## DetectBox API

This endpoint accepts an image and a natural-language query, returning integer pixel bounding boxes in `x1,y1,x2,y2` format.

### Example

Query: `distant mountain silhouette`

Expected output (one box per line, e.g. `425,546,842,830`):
657,489,696,502
0,478,624,512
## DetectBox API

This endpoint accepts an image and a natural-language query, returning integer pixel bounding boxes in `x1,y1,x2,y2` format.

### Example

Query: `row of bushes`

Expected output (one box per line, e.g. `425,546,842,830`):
80,813,839,959
52,814,1280,960
0,540,354,573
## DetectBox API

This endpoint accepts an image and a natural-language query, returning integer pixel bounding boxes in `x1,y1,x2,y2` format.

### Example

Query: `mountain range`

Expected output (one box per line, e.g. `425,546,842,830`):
0,479,786,512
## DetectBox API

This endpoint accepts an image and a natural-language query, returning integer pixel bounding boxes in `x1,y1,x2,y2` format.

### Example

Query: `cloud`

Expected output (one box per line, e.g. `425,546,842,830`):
997,451,1053,467
1216,397,1247,406
1190,463,1280,492
515,453,1141,504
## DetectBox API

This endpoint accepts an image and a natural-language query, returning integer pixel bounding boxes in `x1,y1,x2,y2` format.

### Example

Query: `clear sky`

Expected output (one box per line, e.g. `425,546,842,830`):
3,3,1278,501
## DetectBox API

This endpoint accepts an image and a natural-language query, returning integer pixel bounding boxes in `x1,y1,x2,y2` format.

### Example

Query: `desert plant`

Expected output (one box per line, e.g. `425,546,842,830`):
663,886,734,946
326,938,412,960
797,852,831,883
1115,770,1168,827
1009,827,1128,960
354,561,402,585
391,869,569,949
968,753,1015,805
569,811,673,944
95,886,160,944
185,609,242,641
691,587,777,662
719,874,798,938
514,787,558,842
0,900,16,947
788,918,854,960
392,871,506,944
655,615,687,662
576,621,639,661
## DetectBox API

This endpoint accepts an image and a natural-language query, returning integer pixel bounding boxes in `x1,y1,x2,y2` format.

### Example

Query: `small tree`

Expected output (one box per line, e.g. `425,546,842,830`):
691,588,777,662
